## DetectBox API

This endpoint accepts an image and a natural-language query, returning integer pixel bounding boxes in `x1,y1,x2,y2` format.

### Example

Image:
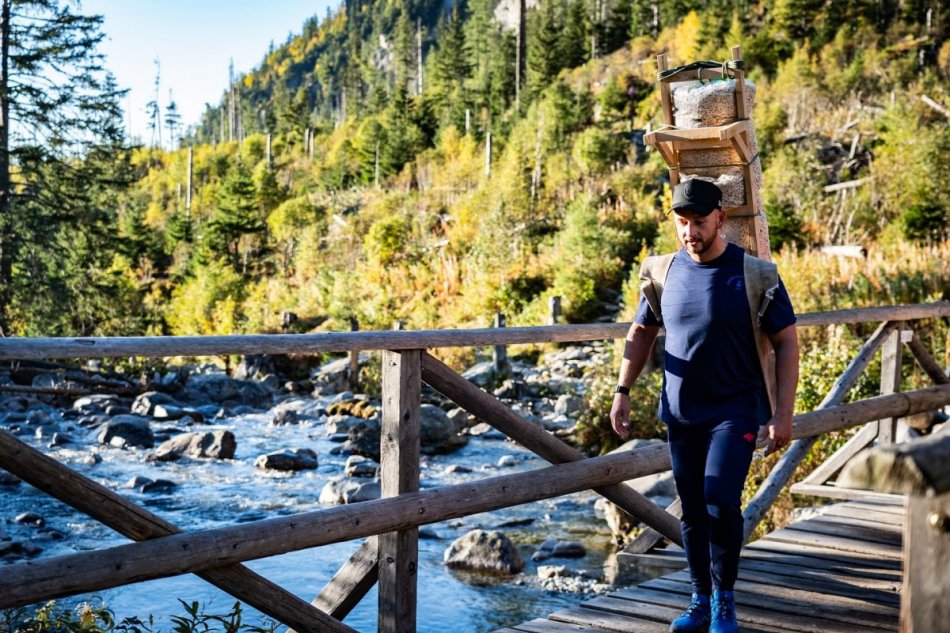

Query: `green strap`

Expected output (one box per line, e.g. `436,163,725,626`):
657,59,746,81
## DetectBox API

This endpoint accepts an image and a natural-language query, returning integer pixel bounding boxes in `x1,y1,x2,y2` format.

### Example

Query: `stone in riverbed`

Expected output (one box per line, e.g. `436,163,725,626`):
151,430,236,461
0,470,21,486
344,455,379,478
343,481,380,503
319,476,361,504
443,529,524,575
254,448,318,471
15,512,44,527
270,409,299,426
96,415,154,449
132,391,184,417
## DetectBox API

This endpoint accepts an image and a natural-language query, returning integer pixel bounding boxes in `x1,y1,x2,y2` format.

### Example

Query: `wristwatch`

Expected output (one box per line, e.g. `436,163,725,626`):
614,385,630,395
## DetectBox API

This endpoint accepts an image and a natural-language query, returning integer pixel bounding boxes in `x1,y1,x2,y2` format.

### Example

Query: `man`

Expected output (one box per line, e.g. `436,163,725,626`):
610,179,799,633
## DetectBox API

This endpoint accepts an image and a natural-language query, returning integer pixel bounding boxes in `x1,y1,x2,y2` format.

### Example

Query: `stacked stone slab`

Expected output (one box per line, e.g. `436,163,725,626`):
645,48,771,260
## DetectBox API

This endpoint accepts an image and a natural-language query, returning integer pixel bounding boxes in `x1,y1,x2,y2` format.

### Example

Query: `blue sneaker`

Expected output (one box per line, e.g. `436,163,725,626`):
710,589,738,633
670,593,710,632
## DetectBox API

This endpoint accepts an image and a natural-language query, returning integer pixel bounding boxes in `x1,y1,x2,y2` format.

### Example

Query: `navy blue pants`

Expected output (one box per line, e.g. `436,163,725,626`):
667,417,758,594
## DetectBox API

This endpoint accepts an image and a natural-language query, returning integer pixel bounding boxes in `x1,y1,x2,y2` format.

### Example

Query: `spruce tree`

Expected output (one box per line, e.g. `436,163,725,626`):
0,0,129,333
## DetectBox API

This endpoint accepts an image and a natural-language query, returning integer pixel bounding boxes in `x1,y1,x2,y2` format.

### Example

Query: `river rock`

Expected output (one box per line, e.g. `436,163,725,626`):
0,470,20,486
443,529,524,575
73,394,121,413
419,404,467,454
152,430,236,461
153,404,204,422
255,448,318,471
493,379,525,400
131,392,183,417
554,394,584,416
15,512,44,527
182,374,272,408
497,455,517,468
49,432,72,447
271,410,299,426
461,361,495,387
97,415,154,449
343,481,380,503
25,409,52,425
327,398,378,419
341,420,382,460
326,414,361,435
344,455,379,478
319,476,362,504
446,408,474,431
34,424,60,440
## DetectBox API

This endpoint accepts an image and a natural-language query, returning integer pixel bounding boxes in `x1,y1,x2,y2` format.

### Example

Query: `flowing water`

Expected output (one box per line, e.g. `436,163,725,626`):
1,394,643,632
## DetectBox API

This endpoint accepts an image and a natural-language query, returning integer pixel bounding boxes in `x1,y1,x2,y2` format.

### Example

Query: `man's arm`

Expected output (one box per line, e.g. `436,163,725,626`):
610,322,660,439
761,323,799,454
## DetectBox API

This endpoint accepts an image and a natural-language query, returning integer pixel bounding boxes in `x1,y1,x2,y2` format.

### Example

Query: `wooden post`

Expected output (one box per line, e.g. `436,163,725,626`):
878,324,905,445
378,350,421,633
549,296,562,325
838,432,950,633
309,538,378,623
349,317,359,391
492,313,509,379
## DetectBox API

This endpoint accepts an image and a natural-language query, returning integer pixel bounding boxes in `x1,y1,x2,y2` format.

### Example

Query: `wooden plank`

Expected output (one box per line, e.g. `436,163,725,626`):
821,504,904,526
510,619,614,633
878,326,904,444
906,334,950,384
765,525,901,558
0,431,357,633
0,442,675,608
642,576,897,630
656,54,673,126
659,570,898,616
791,481,907,502
421,353,683,545
0,304,947,360
736,549,903,587
549,606,670,633
579,595,787,633
843,498,907,514
902,490,950,632
309,537,378,622
379,350,421,633
622,497,681,555
793,512,903,535
746,537,901,570
612,586,860,633
800,422,878,486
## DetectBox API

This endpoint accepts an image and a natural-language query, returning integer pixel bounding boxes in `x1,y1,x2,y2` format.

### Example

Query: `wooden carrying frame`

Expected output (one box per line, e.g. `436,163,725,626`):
645,46,769,258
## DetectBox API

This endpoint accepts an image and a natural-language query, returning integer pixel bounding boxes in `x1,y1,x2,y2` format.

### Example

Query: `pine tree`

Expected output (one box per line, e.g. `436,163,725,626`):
527,0,564,99
202,162,265,272
561,0,590,69
165,90,182,149
0,0,129,333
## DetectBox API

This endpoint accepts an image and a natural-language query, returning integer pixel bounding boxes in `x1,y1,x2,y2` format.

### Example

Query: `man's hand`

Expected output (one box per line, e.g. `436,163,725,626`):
757,413,793,456
610,393,631,439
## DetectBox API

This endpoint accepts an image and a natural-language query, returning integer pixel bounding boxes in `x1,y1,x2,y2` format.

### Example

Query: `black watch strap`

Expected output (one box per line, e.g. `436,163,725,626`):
615,385,630,395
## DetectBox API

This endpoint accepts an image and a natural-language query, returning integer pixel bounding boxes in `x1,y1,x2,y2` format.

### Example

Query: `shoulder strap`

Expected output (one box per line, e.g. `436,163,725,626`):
743,254,780,415
638,253,676,324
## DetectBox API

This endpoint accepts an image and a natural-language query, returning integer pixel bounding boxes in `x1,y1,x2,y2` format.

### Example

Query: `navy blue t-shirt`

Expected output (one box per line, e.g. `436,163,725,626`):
635,244,796,426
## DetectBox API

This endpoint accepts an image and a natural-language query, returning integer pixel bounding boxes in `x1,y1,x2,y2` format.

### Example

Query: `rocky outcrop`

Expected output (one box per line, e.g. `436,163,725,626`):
443,529,525,575
151,431,236,461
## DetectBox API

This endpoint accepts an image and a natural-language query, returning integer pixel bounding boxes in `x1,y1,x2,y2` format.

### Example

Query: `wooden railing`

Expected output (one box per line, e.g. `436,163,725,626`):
0,301,948,633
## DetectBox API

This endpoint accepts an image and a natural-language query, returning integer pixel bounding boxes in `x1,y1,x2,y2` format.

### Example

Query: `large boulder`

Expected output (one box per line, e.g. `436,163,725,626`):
319,476,362,504
254,448,318,471
341,420,382,461
419,404,467,454
443,529,525,575
152,431,236,461
96,415,154,449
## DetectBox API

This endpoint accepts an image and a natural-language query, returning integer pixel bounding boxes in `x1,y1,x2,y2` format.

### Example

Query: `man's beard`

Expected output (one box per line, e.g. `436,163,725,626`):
684,233,716,255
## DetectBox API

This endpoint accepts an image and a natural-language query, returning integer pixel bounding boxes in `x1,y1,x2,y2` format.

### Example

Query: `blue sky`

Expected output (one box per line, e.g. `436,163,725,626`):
82,0,339,144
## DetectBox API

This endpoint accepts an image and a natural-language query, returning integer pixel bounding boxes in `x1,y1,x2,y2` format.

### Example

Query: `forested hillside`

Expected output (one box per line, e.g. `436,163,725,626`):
2,0,947,339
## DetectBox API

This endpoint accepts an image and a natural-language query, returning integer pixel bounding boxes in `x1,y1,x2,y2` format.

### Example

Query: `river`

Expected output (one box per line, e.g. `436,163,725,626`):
1,392,648,632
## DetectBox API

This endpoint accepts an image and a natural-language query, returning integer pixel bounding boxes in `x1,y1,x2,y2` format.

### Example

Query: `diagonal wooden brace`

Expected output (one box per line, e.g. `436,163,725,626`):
419,352,682,545
0,430,358,633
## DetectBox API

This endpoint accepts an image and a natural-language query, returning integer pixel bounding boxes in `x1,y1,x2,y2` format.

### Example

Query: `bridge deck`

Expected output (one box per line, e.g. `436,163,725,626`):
494,497,904,633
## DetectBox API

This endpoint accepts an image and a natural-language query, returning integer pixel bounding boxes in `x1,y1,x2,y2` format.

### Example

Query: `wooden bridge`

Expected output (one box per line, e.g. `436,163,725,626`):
0,302,948,633
494,496,905,633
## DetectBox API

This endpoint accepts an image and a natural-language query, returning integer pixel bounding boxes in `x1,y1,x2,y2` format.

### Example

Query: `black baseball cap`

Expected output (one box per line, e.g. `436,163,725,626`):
671,179,723,216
